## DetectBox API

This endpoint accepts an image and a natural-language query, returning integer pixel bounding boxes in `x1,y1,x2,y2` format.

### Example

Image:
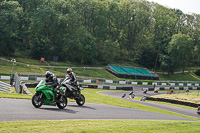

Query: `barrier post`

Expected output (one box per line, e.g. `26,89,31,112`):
21,85,23,94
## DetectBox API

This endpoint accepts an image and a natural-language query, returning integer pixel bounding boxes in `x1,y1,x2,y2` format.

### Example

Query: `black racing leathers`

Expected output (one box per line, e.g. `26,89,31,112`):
45,74,59,92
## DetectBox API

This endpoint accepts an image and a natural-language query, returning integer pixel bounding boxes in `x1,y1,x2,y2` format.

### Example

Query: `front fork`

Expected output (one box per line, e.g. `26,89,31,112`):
74,90,81,100
56,90,65,102
36,92,44,102
39,93,43,99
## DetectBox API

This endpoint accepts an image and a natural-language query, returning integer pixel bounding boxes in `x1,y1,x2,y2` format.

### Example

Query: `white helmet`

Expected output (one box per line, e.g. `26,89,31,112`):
67,68,72,74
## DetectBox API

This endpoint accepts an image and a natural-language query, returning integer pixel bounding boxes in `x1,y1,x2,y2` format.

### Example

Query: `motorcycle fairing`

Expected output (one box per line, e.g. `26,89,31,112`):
35,82,55,101
66,84,76,91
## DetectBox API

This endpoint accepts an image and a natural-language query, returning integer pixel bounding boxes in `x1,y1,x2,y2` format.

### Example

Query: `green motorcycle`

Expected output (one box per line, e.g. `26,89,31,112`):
32,80,67,109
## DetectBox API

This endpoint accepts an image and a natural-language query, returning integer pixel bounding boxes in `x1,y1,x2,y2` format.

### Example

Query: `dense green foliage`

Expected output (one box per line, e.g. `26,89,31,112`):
160,33,193,74
195,68,200,76
1,0,200,73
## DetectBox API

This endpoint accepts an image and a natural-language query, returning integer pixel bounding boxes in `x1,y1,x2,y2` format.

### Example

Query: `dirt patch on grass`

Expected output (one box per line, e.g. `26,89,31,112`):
150,92,200,105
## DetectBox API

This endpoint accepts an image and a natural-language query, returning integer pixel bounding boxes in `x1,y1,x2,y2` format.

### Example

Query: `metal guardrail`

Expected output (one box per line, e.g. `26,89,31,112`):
0,81,11,92
1,74,200,83
14,73,22,93
22,84,32,95
14,73,32,95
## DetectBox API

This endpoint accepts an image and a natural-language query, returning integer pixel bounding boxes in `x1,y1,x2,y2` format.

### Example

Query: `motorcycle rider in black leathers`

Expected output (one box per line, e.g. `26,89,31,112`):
45,71,59,100
62,68,79,90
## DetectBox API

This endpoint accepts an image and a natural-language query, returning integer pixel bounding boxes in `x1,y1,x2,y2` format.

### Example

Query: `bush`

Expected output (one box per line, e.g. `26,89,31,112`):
194,68,200,76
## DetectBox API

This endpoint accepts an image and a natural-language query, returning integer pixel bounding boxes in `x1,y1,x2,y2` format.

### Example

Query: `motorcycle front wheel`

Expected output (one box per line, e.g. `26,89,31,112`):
32,93,43,108
76,94,85,106
56,96,68,109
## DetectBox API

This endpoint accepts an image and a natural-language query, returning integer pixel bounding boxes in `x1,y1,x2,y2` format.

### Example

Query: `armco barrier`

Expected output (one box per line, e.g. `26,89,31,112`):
0,76,10,80
84,85,133,90
1,75,200,88
0,81,11,92
146,86,200,91
25,83,38,88
146,97,199,108
25,83,134,90
24,83,200,91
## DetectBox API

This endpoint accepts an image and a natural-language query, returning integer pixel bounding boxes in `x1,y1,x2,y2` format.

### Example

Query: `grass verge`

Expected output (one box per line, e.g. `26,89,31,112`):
0,119,200,133
158,72,200,81
0,91,31,99
2,57,200,81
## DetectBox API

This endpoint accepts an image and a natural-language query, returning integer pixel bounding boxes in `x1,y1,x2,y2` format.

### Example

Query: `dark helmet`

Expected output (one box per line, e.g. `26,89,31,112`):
67,68,72,74
45,71,53,78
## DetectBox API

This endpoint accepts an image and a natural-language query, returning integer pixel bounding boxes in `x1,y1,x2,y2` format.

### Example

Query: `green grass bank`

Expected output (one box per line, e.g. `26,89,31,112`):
0,120,200,133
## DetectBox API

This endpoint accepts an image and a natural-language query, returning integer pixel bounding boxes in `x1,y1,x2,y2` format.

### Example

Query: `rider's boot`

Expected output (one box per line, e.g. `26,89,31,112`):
53,91,58,101
73,91,77,97
53,86,60,102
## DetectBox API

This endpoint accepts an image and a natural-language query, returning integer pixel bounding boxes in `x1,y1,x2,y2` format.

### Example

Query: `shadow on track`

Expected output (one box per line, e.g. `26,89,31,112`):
38,107,77,114
67,105,96,110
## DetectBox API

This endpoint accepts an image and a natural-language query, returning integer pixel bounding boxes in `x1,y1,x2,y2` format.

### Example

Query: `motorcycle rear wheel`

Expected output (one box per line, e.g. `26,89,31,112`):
56,96,68,109
197,106,200,115
32,93,43,108
76,94,85,106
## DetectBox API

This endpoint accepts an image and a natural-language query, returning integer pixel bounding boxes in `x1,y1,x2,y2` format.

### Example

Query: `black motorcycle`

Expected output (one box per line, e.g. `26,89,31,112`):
61,79,85,106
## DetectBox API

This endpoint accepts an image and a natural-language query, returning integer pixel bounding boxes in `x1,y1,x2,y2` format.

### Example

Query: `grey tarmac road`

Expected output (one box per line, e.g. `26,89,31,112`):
98,90,200,119
0,98,192,122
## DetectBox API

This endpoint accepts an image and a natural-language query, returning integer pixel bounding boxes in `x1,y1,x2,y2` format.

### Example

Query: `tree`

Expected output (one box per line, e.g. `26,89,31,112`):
0,1,22,55
152,4,178,72
74,26,98,64
166,33,193,73
159,54,176,75
99,39,121,64
1,0,200,68
192,14,200,66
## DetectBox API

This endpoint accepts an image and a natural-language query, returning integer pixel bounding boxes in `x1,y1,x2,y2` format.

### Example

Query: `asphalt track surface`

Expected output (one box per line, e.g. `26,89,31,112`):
0,95,195,122
0,86,199,122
